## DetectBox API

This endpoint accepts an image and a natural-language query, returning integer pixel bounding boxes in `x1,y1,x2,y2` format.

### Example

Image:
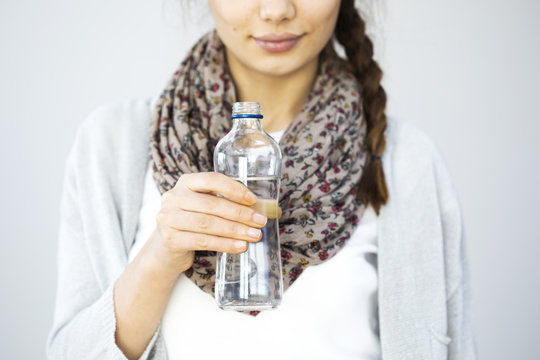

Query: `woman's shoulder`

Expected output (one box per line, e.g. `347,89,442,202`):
77,97,156,142
383,115,451,175
384,116,461,214
70,97,156,162
67,97,156,182
384,116,440,159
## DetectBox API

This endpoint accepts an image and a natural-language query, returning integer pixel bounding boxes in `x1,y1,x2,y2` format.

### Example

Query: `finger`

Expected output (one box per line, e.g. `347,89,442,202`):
178,192,267,228
166,230,249,254
160,210,263,242
179,172,257,205
278,206,282,218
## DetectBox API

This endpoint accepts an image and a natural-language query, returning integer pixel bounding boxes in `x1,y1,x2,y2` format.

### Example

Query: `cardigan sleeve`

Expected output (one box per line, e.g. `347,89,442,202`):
446,233,477,360
432,147,479,359
47,121,167,359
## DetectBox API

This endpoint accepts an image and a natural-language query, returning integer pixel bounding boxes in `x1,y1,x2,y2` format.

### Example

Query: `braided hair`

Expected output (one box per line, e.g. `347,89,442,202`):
334,0,389,215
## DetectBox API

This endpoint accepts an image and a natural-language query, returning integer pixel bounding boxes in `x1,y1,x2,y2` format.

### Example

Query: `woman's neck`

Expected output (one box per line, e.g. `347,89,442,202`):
226,49,318,133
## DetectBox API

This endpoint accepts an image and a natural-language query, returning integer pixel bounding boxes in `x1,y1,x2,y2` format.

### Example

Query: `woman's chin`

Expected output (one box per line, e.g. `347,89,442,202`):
249,55,314,77
226,41,317,78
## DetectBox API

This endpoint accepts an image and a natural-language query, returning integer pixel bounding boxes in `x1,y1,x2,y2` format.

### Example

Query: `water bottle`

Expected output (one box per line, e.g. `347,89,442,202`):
213,102,283,311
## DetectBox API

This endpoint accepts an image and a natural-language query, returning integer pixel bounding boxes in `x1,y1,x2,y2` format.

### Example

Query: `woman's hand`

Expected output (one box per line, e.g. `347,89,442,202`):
114,171,270,359
147,171,269,276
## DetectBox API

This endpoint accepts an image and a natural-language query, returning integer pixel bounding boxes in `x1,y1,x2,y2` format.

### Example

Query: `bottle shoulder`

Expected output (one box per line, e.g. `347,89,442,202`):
216,131,281,157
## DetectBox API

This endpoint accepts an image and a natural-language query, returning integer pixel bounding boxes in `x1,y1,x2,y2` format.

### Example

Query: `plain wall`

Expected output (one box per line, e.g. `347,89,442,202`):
0,0,538,358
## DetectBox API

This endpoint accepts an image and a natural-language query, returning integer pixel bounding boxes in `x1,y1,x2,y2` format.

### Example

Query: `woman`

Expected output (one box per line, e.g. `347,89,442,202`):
48,0,477,359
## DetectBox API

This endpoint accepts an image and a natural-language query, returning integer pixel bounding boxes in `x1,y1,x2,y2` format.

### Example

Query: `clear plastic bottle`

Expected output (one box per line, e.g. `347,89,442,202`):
213,102,283,311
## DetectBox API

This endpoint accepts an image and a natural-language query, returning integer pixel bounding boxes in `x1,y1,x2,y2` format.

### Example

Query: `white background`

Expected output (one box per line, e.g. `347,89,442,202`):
0,0,539,358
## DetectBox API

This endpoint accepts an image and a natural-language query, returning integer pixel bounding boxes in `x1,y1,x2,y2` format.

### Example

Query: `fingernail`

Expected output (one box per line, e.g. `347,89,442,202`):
247,228,262,239
244,191,257,203
253,212,267,226
235,241,247,250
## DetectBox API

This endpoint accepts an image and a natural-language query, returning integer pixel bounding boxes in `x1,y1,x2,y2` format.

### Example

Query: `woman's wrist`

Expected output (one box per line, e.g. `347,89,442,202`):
114,230,182,360
138,228,192,285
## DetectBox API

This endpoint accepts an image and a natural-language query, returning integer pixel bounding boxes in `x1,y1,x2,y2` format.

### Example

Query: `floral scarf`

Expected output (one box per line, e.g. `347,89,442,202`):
149,30,368,300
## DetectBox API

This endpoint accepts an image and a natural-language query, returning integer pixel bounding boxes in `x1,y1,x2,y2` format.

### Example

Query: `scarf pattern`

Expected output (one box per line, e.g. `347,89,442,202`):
149,30,368,299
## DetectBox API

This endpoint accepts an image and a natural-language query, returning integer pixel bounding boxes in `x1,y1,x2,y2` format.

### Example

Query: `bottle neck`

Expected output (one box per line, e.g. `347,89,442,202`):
231,117,264,131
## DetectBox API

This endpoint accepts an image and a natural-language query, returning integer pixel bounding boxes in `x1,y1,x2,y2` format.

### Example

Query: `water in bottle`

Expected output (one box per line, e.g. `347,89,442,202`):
213,102,283,311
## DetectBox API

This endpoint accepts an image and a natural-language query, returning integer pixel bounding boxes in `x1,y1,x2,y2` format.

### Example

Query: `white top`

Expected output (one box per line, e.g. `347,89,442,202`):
129,130,381,360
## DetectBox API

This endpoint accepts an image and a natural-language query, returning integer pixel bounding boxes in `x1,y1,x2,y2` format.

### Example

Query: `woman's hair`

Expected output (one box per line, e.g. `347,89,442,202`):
334,0,389,215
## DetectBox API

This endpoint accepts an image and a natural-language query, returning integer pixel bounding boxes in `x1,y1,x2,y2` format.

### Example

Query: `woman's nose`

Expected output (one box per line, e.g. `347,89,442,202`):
259,0,296,23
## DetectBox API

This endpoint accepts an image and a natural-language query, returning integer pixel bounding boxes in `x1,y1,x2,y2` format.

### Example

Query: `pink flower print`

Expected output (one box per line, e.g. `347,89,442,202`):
289,266,303,280
319,249,329,261
281,249,292,263
319,183,330,193
198,258,211,267
308,204,319,215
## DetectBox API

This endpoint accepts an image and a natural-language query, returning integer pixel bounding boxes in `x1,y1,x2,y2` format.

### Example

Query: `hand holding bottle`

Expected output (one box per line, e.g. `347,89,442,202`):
114,171,280,359
148,171,270,276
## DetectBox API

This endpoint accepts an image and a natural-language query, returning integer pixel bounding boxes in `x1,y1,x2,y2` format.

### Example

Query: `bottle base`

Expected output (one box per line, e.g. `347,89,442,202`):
217,300,281,312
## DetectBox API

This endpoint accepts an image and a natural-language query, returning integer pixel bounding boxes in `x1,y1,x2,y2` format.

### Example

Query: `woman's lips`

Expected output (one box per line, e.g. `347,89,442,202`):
253,33,304,53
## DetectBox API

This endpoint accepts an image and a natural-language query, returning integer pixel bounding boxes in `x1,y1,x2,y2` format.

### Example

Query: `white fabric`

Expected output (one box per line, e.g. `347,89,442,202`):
129,130,381,360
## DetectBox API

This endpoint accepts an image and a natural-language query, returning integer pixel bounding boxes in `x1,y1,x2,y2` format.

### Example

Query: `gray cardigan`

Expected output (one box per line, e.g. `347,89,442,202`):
47,98,477,360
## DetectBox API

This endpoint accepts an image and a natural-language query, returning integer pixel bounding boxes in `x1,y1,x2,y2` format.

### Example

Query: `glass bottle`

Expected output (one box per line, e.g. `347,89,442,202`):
213,102,283,311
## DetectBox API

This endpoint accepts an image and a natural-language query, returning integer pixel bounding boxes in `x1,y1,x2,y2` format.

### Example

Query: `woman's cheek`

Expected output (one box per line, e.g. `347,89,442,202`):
302,0,340,31
209,0,255,29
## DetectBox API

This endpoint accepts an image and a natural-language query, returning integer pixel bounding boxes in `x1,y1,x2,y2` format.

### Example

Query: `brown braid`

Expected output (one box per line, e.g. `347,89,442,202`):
334,0,389,215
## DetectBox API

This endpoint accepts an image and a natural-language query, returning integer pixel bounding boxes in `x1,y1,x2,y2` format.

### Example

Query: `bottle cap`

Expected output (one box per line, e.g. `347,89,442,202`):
232,102,263,119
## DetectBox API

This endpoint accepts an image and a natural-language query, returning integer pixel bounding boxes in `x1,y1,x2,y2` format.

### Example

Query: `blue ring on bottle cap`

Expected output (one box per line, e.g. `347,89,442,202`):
231,114,263,119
